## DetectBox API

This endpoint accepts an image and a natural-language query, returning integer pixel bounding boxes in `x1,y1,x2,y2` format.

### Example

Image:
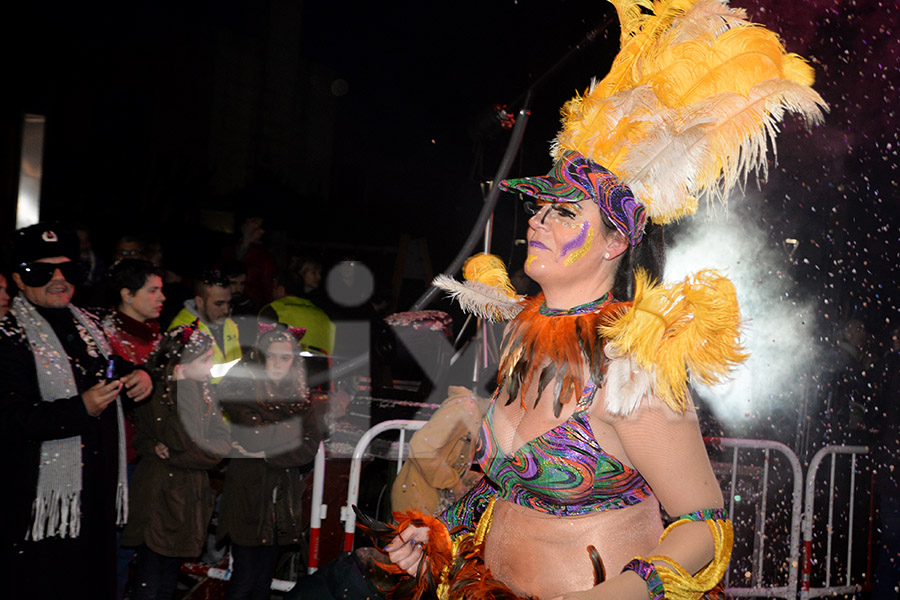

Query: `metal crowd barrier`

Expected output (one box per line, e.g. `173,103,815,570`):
800,444,870,599
338,419,427,553
307,441,327,573
704,437,804,599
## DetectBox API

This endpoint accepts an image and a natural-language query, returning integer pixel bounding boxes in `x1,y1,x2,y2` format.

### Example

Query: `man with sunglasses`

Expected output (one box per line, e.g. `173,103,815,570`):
0,222,153,599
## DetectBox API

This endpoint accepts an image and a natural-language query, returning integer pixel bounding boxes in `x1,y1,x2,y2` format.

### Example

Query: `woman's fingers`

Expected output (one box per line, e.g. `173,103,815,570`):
390,541,424,574
395,551,424,573
387,540,414,562
386,525,429,576
386,525,427,551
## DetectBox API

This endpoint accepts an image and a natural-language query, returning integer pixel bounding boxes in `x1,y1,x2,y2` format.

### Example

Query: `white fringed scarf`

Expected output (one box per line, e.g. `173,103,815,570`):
12,296,128,541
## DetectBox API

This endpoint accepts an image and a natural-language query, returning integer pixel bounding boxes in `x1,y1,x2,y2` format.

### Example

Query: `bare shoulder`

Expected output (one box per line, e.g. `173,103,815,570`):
592,384,698,428
585,386,698,470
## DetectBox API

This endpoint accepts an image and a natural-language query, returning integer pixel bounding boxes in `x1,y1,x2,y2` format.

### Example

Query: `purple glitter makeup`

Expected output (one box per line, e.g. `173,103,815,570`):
560,222,590,258
529,240,550,251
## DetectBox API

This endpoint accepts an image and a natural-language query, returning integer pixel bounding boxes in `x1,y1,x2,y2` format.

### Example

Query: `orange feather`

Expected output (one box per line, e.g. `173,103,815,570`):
498,295,626,413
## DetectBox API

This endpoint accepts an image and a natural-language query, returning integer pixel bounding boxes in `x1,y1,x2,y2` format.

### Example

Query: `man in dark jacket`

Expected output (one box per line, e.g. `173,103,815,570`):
0,223,152,599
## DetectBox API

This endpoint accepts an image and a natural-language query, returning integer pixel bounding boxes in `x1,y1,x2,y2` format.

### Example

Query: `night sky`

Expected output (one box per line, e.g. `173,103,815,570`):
5,0,899,348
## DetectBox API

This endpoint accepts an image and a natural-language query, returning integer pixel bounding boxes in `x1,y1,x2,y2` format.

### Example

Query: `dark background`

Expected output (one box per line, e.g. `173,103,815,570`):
3,5,896,583
2,0,898,349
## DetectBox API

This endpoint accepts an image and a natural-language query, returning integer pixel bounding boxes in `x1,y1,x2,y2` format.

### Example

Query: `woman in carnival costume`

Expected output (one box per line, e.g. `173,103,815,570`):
358,1,827,599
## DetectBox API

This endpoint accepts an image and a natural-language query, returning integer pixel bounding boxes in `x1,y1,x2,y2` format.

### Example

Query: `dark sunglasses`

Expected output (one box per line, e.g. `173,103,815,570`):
16,261,84,287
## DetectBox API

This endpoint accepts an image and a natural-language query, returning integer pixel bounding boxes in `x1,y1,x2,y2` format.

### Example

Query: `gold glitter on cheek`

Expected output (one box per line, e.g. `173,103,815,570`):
563,225,596,266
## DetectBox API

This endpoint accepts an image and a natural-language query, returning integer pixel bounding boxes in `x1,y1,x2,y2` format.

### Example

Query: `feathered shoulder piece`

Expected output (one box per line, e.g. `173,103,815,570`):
498,294,624,417
598,269,747,415
552,0,828,224
433,253,524,322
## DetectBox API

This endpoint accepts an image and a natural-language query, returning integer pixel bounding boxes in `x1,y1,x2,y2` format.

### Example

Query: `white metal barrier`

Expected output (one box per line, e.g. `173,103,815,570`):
705,437,804,599
307,441,327,573
339,419,427,552
800,444,870,599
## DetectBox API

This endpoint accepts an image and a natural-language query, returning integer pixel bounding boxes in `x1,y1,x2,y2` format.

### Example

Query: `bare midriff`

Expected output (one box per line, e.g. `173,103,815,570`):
483,495,664,599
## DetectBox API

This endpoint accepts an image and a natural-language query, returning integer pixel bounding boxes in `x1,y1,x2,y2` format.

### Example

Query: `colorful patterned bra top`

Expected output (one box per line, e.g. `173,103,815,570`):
475,382,653,516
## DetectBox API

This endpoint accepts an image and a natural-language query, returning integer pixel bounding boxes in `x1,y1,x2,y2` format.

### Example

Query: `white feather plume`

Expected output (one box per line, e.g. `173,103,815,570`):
432,275,524,322
602,350,655,416
552,0,827,224
669,0,749,43
620,78,826,220
620,115,712,221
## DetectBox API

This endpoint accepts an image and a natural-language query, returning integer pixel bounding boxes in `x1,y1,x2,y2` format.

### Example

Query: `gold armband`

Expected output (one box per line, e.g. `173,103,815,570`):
623,508,733,600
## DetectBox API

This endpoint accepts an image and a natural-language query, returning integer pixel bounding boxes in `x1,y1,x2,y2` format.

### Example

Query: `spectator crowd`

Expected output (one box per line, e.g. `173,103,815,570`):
0,219,354,599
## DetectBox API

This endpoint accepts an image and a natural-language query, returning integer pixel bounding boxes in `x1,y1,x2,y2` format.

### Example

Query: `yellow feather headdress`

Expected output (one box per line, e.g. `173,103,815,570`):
551,0,827,224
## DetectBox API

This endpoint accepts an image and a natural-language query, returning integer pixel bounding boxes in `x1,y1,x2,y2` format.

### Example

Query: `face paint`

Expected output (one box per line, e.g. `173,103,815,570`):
561,222,595,266
529,240,550,251
526,254,537,268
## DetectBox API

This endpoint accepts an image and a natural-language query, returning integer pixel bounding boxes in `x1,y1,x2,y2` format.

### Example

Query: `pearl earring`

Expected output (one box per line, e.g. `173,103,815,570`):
604,252,610,260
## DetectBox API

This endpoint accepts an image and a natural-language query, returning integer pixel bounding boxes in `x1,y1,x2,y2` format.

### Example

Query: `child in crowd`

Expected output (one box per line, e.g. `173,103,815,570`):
122,324,231,600
217,324,324,600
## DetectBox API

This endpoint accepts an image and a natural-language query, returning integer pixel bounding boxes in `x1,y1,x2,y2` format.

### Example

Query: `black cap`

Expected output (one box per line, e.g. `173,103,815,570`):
13,222,80,266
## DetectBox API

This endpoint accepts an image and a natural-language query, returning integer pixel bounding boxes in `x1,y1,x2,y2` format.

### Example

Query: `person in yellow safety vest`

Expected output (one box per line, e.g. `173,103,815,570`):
168,270,242,383
259,268,335,356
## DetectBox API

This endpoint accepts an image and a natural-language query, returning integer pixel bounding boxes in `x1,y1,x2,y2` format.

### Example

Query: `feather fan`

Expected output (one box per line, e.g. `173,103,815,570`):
446,533,532,600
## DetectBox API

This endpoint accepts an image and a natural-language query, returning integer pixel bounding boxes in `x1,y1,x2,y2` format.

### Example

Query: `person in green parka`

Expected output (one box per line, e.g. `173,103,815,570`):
217,323,324,600
122,324,231,600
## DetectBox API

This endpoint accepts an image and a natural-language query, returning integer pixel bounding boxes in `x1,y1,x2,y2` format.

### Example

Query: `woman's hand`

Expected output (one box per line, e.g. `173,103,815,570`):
384,523,430,575
121,370,153,402
155,442,170,460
